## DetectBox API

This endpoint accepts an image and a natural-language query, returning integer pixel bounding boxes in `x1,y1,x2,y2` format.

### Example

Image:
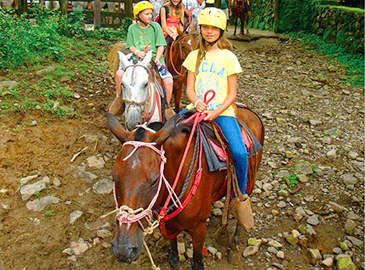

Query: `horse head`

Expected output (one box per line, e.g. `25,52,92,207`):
118,50,157,131
106,112,181,263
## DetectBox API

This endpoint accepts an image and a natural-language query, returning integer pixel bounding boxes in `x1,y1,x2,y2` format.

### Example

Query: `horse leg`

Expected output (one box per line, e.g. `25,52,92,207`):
173,76,184,113
245,11,250,34
190,222,206,270
240,12,244,35
168,238,179,269
233,15,238,36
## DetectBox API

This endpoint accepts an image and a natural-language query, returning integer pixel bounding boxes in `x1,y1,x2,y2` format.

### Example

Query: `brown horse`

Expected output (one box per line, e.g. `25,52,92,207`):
165,27,197,113
106,107,264,269
231,0,252,35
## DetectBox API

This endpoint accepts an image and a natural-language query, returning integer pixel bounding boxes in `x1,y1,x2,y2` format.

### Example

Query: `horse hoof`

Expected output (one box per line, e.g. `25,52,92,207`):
228,250,241,266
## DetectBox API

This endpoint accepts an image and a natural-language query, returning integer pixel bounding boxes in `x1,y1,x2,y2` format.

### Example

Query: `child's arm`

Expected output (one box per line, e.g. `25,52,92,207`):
161,6,177,39
129,46,146,60
155,46,164,66
186,71,208,112
204,74,237,121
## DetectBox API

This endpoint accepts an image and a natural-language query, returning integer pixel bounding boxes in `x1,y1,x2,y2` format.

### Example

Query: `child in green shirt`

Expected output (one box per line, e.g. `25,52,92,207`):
109,1,174,116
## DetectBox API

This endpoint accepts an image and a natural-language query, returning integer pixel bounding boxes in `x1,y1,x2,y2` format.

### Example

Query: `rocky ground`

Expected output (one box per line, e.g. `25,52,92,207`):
0,27,364,270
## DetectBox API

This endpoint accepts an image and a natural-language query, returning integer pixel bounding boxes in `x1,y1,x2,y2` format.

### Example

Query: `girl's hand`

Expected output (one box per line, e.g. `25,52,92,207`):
203,110,220,122
154,59,161,66
195,100,208,113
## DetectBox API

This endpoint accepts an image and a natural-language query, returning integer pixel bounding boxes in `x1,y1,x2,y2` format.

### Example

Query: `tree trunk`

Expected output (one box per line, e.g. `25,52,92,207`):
17,0,27,15
273,0,279,33
125,0,133,19
60,0,69,16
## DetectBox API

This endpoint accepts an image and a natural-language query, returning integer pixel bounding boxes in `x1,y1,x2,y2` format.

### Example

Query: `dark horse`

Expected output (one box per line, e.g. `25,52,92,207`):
106,107,264,269
165,27,197,113
232,0,252,35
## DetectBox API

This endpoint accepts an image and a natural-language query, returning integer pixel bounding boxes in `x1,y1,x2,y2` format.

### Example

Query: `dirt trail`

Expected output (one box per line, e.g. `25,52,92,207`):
0,28,363,270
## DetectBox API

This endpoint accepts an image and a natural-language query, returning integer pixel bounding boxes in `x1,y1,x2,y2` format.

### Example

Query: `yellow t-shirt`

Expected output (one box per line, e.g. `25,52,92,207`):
182,49,242,117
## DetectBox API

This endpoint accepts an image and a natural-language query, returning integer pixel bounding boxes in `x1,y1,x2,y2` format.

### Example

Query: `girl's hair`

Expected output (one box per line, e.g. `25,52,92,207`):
195,31,233,73
166,1,183,19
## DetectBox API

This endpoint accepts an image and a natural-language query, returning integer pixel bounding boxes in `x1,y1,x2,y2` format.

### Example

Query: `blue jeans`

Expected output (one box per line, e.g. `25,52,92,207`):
179,110,249,194
215,116,248,194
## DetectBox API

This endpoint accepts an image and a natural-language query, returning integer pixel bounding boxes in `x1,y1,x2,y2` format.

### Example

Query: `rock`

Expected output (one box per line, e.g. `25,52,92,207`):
307,215,320,226
248,238,263,247
213,201,224,209
215,251,222,260
20,180,47,201
285,234,299,245
0,80,18,91
341,174,358,187
211,208,223,216
26,196,60,211
73,171,98,183
268,240,283,248
333,247,342,254
291,230,301,238
278,190,289,197
308,248,322,264
20,174,39,185
294,161,313,175
69,238,91,256
274,170,289,179
345,236,363,247
93,178,113,194
297,174,309,183
243,246,259,257
336,257,357,270
321,257,334,267
347,211,360,220
207,246,217,256
348,151,358,159
86,156,105,169
70,210,83,225
186,248,193,259
326,149,337,159
97,229,113,239
177,242,185,254
36,66,55,75
340,242,350,251
297,224,307,234
276,250,285,259
344,219,357,235
267,246,278,254
328,201,348,213
53,178,61,187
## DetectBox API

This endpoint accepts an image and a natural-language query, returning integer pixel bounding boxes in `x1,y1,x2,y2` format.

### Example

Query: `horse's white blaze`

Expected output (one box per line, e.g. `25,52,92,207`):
131,158,140,169
187,39,192,45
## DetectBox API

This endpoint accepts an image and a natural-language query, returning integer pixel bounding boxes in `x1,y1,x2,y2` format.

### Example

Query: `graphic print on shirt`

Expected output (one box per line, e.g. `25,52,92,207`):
136,32,151,52
196,61,225,110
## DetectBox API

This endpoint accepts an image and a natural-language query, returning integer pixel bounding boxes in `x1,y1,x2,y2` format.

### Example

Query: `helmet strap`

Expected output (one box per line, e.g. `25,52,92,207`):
137,15,150,26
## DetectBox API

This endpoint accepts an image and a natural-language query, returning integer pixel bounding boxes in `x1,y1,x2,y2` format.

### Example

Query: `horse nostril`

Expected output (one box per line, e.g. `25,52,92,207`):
129,246,138,257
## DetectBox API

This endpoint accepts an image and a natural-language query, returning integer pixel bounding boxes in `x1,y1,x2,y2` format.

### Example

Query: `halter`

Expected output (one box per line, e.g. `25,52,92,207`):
122,64,161,124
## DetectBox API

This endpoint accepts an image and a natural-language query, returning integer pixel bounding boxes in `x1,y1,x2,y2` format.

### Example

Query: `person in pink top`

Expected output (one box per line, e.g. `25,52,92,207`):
160,0,184,41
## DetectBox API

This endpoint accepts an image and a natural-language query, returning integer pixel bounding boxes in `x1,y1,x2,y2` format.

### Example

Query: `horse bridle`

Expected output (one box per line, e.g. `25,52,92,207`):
122,64,157,124
169,34,192,77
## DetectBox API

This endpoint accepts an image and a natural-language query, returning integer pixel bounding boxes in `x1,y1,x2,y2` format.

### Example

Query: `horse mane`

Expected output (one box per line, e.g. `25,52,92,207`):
108,42,128,79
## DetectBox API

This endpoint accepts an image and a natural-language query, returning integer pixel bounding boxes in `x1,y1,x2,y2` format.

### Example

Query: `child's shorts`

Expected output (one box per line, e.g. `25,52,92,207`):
157,64,173,80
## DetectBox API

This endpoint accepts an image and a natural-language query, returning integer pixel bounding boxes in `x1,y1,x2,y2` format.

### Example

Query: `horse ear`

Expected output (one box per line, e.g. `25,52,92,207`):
118,51,132,70
106,112,131,144
141,50,153,66
152,113,183,146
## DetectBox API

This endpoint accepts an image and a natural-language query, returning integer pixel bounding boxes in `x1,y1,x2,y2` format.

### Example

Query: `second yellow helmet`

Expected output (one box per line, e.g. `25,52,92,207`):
198,7,227,31
133,1,154,19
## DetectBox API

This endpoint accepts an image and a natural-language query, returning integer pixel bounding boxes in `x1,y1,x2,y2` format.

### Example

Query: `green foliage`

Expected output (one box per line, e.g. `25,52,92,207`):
45,209,54,217
286,174,299,189
288,31,364,86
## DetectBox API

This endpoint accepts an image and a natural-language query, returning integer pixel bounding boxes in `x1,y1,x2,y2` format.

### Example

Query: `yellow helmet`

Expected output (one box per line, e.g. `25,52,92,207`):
133,1,154,19
198,7,227,30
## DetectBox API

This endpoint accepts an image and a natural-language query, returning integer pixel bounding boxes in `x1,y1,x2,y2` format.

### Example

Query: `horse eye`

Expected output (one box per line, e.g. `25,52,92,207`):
144,82,149,88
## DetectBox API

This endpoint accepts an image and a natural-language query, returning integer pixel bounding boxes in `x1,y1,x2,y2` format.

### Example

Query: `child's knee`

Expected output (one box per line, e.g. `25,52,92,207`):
116,69,124,79
163,78,173,89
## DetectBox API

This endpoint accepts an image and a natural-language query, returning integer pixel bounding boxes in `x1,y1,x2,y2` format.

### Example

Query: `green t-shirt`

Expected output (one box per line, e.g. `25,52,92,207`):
126,22,167,65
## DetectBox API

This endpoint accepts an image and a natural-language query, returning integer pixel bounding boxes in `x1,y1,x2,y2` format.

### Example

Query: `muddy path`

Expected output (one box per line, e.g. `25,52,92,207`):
0,28,364,270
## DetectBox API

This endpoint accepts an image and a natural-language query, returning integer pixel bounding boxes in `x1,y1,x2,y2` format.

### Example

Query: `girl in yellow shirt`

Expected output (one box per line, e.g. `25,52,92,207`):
182,7,249,194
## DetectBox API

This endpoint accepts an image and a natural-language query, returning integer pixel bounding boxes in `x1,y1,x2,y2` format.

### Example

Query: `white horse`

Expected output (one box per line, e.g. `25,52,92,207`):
118,50,165,131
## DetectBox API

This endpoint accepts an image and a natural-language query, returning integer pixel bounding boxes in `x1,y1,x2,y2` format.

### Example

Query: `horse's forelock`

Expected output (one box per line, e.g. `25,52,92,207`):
133,122,164,141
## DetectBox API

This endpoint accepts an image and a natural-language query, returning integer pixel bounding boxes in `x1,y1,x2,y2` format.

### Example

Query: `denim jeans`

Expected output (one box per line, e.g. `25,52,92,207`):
179,110,249,194
215,116,248,194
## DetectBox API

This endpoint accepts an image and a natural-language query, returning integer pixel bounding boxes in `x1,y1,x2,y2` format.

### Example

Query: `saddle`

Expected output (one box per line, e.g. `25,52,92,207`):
180,107,262,173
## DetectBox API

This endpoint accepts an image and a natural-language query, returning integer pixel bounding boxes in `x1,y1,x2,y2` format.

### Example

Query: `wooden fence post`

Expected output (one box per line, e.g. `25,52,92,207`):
94,0,101,29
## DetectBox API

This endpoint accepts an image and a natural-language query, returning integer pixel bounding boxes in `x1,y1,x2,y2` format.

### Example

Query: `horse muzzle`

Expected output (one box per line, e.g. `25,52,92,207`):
111,226,143,263
125,106,144,131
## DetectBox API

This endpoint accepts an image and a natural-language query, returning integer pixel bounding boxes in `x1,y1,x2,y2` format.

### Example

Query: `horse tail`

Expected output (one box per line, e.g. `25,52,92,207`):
108,42,126,79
